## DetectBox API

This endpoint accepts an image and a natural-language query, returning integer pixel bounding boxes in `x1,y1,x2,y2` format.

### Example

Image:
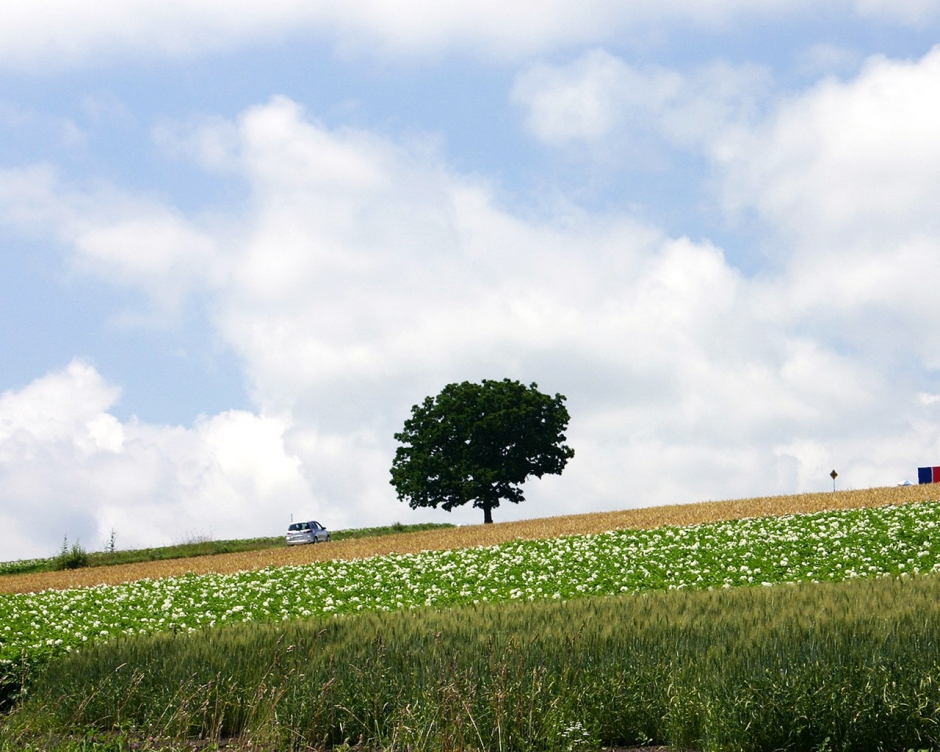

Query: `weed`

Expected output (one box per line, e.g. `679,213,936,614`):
53,539,89,571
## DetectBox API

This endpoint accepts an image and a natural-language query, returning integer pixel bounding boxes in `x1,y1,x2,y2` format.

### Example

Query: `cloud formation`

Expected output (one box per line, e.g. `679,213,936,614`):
0,164,217,314
511,50,771,158
719,48,940,246
0,360,315,560
714,47,940,374
0,0,935,69
512,46,940,369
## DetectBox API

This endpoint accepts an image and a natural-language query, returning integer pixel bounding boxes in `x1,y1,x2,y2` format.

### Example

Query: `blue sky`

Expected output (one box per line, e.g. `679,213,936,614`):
2,1,940,560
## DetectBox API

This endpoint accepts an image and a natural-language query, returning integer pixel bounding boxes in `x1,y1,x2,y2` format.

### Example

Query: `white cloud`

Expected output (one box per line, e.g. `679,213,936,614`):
0,0,934,70
511,50,771,156
0,359,120,449
0,360,317,560
511,50,641,145
796,43,863,78
0,164,218,314
853,0,939,24
0,101,88,147
719,47,940,246
715,46,940,366
515,46,940,369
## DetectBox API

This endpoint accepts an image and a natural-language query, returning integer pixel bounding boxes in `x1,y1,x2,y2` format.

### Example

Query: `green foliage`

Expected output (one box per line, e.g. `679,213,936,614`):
52,539,89,571
329,521,453,541
0,559,49,577
91,536,286,565
9,574,940,751
0,522,454,577
391,379,574,523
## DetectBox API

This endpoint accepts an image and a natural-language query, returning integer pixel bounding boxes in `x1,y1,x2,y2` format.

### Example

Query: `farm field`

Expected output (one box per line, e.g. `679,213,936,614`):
4,492,940,695
3,484,940,751
7,569,940,752
0,483,928,594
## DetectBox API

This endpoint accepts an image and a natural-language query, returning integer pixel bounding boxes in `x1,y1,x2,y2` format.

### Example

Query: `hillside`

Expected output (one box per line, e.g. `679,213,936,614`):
6,487,940,751
1,483,929,594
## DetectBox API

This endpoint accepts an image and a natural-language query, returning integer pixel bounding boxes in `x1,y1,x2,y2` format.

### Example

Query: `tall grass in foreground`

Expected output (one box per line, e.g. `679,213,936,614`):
7,573,940,752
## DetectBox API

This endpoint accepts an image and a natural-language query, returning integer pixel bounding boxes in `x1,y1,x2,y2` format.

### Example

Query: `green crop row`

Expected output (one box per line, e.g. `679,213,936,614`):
4,499,940,712
6,572,940,751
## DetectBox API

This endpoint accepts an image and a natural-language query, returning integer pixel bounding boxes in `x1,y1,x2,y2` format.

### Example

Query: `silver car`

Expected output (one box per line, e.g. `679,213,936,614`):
286,520,331,545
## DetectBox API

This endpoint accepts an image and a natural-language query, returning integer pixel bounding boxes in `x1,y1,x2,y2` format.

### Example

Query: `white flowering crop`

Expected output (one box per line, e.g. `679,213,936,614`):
3,501,940,672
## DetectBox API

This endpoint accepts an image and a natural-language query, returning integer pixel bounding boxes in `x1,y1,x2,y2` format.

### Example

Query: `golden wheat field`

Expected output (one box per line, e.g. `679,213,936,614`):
0,484,933,595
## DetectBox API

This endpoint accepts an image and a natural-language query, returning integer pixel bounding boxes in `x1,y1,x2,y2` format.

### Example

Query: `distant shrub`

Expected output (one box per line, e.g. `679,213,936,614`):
52,538,88,571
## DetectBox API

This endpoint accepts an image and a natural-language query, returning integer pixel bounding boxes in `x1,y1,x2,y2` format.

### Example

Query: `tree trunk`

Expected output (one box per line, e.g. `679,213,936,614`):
483,503,493,524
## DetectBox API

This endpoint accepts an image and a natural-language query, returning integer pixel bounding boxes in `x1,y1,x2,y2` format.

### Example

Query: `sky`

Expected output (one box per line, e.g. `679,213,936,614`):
2,1,940,560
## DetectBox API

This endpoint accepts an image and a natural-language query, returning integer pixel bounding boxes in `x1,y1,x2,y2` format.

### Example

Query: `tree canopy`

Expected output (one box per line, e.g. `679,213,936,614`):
389,379,574,524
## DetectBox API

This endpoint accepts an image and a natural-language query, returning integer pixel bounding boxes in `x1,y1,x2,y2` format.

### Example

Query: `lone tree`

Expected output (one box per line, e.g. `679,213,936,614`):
390,379,574,524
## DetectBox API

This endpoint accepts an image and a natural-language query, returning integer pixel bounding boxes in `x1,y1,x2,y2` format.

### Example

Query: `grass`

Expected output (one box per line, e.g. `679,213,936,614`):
5,572,940,751
3,485,940,750
0,522,454,579
5,497,940,720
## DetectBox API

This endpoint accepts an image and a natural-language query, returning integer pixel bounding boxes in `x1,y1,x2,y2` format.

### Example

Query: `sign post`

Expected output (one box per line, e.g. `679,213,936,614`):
830,469,838,492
